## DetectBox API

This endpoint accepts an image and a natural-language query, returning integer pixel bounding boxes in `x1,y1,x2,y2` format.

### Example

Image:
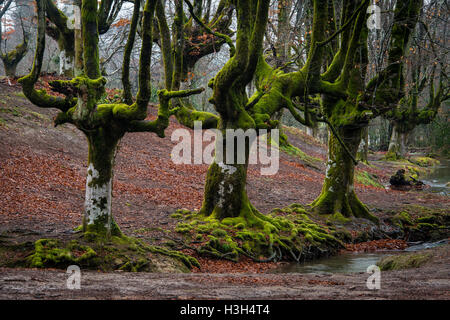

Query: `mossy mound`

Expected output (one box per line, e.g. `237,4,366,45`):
377,251,432,271
388,205,450,242
2,233,198,273
170,204,344,263
28,238,98,268
408,156,440,168
355,170,383,188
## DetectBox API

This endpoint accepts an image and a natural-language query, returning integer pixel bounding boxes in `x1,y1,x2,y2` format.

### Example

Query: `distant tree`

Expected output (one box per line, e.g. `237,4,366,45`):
385,1,449,159
44,0,124,76
0,0,29,77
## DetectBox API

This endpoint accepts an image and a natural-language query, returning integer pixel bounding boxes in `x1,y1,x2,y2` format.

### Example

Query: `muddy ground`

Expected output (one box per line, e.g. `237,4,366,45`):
0,80,449,299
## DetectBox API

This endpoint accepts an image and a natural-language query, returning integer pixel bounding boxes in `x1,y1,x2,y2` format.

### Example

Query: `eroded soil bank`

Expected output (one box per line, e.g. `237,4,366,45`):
0,245,448,300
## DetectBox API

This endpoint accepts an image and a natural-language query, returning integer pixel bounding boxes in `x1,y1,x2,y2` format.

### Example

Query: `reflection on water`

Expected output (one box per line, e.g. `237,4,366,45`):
270,252,394,274
270,240,449,274
422,159,450,196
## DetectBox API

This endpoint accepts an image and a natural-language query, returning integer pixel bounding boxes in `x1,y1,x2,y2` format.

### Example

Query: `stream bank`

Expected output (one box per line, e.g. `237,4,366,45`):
0,244,448,300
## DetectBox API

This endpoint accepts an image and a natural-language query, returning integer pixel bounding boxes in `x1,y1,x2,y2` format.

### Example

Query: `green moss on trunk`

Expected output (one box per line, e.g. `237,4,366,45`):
311,126,378,223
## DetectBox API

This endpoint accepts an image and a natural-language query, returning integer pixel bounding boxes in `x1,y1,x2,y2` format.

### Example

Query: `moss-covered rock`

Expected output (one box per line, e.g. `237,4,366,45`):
408,156,440,168
388,205,450,242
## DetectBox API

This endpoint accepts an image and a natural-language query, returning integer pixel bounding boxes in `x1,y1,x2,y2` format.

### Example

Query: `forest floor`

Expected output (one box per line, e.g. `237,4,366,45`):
0,79,449,299
0,244,449,299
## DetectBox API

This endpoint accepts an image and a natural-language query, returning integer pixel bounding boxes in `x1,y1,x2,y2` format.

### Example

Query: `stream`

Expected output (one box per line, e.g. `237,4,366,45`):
421,159,450,196
269,159,449,274
269,239,449,274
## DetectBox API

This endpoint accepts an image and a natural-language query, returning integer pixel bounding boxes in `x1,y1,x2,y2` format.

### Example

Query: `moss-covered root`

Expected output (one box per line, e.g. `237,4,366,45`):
27,235,199,272
311,187,378,223
173,203,343,263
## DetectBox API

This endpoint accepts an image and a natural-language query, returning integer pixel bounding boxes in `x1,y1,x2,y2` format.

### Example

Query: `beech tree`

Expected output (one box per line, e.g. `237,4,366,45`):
0,0,29,77
173,0,424,229
19,0,202,238
386,66,447,160
385,0,449,159
249,0,425,222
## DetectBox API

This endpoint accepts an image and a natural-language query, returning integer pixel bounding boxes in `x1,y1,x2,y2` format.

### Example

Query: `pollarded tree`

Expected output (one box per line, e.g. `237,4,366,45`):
196,0,273,225
217,0,423,223
310,0,423,220
136,0,234,120
158,0,422,261
19,0,203,238
169,0,346,262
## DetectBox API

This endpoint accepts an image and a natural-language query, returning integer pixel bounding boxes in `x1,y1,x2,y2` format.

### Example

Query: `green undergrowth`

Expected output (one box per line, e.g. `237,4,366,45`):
377,251,433,271
1,233,199,273
170,204,344,263
389,205,450,242
408,156,440,168
355,170,383,188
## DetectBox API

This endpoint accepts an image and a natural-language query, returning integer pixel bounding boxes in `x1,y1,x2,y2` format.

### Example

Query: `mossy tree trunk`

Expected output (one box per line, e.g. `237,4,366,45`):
0,8,28,79
386,123,409,159
311,125,375,222
153,0,234,122
357,126,369,163
83,127,124,236
200,122,257,222
121,0,141,104
44,0,123,77
4,63,17,78
197,0,271,225
201,158,250,221
385,60,447,160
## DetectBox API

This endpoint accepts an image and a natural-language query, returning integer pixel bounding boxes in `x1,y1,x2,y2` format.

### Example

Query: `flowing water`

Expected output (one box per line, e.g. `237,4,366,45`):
269,239,449,274
269,159,449,274
421,159,450,196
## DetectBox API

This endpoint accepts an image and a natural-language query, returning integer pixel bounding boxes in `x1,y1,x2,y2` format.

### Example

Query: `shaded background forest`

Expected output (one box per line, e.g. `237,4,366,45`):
1,0,448,156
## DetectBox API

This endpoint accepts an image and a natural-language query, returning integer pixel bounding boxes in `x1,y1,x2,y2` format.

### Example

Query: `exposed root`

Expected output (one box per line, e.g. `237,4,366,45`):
170,204,344,263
